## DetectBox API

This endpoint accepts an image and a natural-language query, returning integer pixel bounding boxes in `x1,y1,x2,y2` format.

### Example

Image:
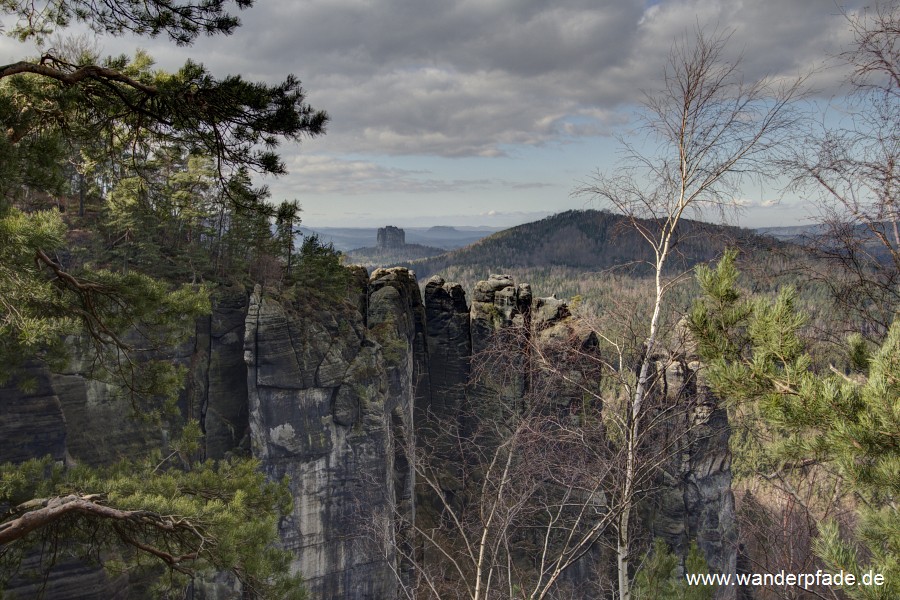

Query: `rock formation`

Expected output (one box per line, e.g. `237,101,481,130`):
376,226,405,249
0,269,736,599
649,356,737,600
243,269,423,598
423,276,470,422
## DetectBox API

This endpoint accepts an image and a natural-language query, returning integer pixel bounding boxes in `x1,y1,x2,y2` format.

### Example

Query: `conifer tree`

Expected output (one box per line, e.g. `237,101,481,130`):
689,252,899,600
0,1,326,595
275,200,302,278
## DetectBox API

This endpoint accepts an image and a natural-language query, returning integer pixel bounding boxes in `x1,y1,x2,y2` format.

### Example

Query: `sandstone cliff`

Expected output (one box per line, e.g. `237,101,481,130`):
0,268,736,599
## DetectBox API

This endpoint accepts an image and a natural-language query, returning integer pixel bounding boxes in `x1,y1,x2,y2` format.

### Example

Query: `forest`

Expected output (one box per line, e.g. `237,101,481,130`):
1,1,899,599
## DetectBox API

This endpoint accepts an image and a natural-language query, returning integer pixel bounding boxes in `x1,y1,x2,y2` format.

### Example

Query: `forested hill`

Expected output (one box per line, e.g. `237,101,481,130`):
406,209,784,281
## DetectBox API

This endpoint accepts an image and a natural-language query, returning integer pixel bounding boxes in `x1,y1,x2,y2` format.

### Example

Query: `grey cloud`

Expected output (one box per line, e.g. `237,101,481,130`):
247,0,861,157
2,1,866,158
281,155,486,194
511,181,556,190
277,155,551,195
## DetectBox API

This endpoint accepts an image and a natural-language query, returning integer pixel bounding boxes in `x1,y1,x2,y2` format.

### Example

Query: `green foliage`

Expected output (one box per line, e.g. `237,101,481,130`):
290,234,351,302
848,333,872,373
0,203,210,417
370,314,408,365
0,448,306,599
689,250,753,361
0,208,78,377
814,519,898,600
4,0,251,44
688,252,900,599
633,539,714,600
0,2,325,594
104,149,219,275
1,51,326,204
0,131,68,208
275,199,301,276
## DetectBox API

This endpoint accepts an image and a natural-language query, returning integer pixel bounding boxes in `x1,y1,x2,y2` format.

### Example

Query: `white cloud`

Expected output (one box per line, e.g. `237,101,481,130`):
730,198,783,209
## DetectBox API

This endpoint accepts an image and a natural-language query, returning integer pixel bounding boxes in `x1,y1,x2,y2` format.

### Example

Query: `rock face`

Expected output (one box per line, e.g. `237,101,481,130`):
0,347,177,597
650,357,737,600
1,269,736,599
0,366,68,465
376,226,405,249
469,273,532,408
470,273,532,352
366,268,430,587
188,286,251,459
425,274,736,598
244,274,417,599
423,276,470,422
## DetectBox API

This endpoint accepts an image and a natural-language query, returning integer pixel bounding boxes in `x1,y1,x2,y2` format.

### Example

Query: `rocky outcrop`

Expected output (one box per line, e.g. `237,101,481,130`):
469,274,532,416
452,274,735,597
188,286,250,459
368,267,431,419
244,280,403,599
367,268,431,588
650,357,737,600
423,276,470,422
1,268,736,600
470,273,531,353
376,226,405,249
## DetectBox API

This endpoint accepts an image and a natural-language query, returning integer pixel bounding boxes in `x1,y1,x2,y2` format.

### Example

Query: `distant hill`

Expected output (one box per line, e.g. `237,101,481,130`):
407,209,782,283
756,224,828,241
346,244,446,270
757,221,896,265
393,210,831,342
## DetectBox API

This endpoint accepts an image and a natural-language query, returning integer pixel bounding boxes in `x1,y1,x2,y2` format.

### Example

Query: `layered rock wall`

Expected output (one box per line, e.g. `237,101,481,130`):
244,272,420,599
1,268,736,599
422,276,470,423
650,357,737,600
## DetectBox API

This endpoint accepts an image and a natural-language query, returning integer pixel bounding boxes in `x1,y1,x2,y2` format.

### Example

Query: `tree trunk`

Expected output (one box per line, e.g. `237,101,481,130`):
78,173,85,217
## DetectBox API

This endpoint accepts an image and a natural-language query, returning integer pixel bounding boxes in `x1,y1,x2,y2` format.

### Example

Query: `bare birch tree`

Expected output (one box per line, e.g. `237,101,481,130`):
364,307,714,600
575,28,804,600
397,322,620,600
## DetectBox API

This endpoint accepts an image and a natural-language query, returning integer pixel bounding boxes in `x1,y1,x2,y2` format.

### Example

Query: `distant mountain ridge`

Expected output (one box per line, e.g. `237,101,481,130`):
755,224,828,240
406,209,782,282
756,221,896,265
346,244,446,270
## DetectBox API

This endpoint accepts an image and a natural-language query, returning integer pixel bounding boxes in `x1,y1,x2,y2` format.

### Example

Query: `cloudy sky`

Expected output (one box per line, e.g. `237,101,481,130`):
1,0,868,228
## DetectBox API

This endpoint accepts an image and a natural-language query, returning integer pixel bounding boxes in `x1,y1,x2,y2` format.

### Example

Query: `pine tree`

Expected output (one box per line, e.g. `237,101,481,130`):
275,200,302,279
1,1,326,595
689,252,900,600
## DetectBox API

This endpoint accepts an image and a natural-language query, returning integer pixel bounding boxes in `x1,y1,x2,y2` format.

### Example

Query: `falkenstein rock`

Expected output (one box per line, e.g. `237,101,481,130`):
376,225,405,249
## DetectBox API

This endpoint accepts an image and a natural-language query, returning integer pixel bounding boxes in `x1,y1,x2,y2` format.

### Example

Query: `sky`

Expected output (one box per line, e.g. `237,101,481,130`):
0,0,869,228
